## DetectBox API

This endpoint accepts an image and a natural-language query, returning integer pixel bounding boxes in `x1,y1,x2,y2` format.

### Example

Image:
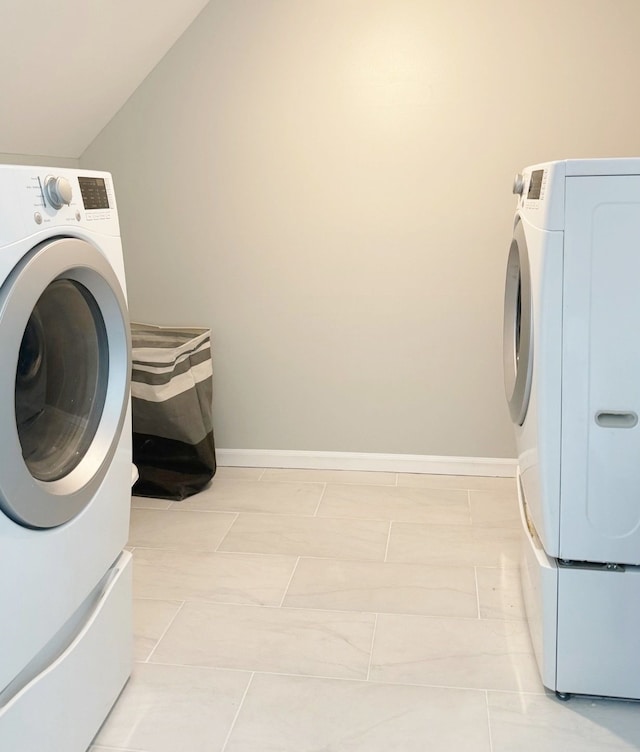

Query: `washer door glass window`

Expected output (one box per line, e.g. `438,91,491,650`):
16,279,109,482
503,218,533,425
0,236,130,530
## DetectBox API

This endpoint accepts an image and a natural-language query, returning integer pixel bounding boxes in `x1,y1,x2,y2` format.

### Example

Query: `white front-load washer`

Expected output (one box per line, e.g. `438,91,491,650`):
0,166,132,749
505,159,640,699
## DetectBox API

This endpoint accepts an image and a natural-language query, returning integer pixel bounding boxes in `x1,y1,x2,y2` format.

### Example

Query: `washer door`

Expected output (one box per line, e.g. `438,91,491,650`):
503,218,533,425
0,237,130,528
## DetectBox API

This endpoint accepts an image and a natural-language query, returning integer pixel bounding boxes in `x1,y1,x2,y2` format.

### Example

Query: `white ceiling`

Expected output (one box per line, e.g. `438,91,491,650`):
0,0,211,158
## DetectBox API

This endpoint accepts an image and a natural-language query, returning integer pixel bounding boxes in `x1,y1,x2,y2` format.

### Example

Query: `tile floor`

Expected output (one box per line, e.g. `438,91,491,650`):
90,467,640,751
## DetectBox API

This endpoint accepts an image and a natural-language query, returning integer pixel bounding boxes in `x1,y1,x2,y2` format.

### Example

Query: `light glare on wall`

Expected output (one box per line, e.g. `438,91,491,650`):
346,24,435,115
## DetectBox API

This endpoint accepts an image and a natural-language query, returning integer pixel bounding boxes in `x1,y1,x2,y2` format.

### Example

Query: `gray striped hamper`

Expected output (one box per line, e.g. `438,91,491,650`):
131,322,216,499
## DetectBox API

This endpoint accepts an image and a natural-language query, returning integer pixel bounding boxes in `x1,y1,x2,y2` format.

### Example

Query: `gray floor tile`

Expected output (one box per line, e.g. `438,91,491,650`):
398,474,517,492
469,488,520,528
131,496,171,510
476,567,525,620
106,469,609,751
283,558,478,617
370,613,543,692
214,466,265,480
150,601,375,679
133,597,182,661
170,478,323,515
260,468,397,485
218,513,389,560
128,508,236,552
133,548,297,606
488,691,640,751
94,662,250,752
317,484,471,524
386,521,521,567
225,673,491,752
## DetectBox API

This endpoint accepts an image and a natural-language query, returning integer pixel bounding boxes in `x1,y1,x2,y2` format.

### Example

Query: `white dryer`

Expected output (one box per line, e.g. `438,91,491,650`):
505,159,640,699
0,166,132,749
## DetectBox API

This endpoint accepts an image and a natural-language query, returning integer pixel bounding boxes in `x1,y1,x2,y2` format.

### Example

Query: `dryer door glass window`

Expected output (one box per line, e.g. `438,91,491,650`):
503,219,533,425
15,280,108,482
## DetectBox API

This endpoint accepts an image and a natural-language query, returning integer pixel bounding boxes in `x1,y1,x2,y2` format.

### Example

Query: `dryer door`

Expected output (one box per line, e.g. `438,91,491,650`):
503,218,533,425
0,237,130,528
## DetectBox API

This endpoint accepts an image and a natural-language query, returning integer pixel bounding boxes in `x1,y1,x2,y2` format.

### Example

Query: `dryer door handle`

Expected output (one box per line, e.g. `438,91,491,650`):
595,411,638,429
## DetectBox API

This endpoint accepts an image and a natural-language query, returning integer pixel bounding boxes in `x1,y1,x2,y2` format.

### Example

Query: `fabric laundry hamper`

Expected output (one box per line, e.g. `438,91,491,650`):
130,323,216,500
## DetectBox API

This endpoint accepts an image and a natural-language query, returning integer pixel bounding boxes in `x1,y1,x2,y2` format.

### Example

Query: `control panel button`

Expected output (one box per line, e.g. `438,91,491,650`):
44,175,73,209
34,212,42,224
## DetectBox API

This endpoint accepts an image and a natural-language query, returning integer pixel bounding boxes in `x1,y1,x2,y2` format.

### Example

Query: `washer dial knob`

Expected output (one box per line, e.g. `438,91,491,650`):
44,175,72,209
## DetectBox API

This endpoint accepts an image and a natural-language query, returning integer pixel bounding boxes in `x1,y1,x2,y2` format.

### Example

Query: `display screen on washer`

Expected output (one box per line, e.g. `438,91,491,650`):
527,170,544,200
78,177,110,210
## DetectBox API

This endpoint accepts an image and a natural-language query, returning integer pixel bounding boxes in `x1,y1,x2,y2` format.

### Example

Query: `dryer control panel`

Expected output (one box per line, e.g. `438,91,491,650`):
515,161,566,231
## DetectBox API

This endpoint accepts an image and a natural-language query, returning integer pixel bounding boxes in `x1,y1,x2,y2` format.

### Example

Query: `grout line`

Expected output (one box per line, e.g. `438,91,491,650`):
135,506,238,517
161,507,518,529
214,513,240,552
221,474,403,489
131,501,172,511
473,566,482,619
199,550,516,569
162,507,405,522
383,521,393,562
312,483,328,516
154,508,324,518
218,470,399,488
130,546,298,560
485,690,495,752
133,596,184,605
217,477,329,488
137,597,520,622
366,613,379,681
140,660,548,695
145,600,186,663
220,672,255,752
394,473,399,487
278,557,300,607
129,544,520,572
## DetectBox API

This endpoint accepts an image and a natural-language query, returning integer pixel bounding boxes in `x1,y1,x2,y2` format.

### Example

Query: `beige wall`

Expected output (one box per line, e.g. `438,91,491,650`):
0,153,79,167
81,0,640,458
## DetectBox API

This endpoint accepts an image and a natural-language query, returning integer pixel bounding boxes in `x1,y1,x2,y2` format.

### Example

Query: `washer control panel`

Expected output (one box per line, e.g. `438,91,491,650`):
0,166,121,245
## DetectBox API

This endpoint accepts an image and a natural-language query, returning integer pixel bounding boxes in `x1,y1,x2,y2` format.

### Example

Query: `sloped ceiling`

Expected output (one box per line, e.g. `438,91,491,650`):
0,0,211,158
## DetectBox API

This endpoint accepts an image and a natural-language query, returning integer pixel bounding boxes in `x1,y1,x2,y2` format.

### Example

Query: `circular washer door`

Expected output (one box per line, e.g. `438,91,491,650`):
503,218,533,425
0,237,130,529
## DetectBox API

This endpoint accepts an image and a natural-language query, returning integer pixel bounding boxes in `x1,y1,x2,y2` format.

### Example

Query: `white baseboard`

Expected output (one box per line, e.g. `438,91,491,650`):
216,449,517,477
